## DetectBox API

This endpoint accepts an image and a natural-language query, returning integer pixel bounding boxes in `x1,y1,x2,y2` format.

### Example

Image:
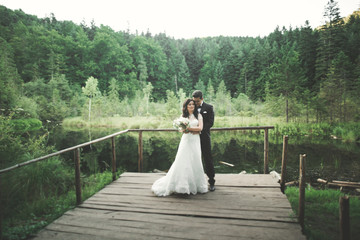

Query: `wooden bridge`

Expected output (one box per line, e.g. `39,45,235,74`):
33,172,305,240
1,127,306,239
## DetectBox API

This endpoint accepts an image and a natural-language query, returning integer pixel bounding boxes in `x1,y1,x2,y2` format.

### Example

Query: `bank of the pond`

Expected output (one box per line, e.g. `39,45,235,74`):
2,170,122,240
285,186,360,240
63,116,360,142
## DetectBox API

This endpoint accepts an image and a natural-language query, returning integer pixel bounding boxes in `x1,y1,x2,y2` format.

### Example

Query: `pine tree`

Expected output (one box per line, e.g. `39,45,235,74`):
268,43,306,122
207,79,215,104
298,21,318,91
315,0,344,82
194,79,206,96
0,37,21,110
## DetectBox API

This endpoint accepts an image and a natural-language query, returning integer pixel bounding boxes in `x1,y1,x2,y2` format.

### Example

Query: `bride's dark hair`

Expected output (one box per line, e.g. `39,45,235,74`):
182,98,198,119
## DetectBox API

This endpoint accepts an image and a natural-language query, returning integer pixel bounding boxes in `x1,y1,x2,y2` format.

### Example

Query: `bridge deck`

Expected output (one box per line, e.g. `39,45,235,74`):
34,172,305,240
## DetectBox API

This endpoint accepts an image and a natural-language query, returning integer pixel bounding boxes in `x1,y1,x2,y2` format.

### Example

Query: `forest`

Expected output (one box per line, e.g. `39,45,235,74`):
1,1,360,239
1,1,360,126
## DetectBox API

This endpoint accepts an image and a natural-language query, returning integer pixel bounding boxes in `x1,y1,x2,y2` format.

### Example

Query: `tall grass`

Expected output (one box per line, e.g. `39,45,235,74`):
285,186,360,240
2,162,121,240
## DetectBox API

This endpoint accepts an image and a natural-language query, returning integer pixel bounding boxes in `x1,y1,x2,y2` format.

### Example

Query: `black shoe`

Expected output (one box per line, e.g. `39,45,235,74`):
209,185,215,191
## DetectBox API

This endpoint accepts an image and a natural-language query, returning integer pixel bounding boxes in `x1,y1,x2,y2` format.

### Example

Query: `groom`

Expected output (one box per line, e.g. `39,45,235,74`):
192,90,216,191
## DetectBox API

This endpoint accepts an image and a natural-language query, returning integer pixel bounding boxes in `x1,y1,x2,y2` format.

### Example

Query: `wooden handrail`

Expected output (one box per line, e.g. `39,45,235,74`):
127,126,274,132
129,126,274,175
0,129,129,174
0,126,274,175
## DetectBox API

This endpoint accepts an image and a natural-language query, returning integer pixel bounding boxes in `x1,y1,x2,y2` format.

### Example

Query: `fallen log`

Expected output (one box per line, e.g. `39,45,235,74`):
285,180,299,186
219,161,234,167
333,180,360,186
317,178,328,184
317,178,360,189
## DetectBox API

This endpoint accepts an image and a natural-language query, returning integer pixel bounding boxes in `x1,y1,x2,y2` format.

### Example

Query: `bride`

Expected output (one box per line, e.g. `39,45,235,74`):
151,99,209,196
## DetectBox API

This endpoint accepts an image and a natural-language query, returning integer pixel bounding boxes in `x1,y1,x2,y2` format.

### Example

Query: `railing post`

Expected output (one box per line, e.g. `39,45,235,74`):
264,128,269,174
280,135,289,193
339,196,350,240
299,154,306,230
111,137,116,181
74,148,82,205
138,131,143,172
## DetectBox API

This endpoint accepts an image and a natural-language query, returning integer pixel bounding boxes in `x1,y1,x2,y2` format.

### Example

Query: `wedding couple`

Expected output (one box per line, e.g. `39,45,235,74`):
151,90,215,196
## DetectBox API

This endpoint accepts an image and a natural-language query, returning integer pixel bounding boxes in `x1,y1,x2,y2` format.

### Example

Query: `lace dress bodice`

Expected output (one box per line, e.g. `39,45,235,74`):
188,114,200,128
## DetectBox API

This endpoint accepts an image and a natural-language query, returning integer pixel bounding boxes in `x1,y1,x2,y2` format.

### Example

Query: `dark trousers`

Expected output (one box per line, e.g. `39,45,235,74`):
200,132,215,185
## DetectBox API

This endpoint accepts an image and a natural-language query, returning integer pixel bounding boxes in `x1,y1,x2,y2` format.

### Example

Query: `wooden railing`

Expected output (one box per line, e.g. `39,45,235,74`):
0,126,273,238
0,129,128,205
0,126,274,204
129,126,274,173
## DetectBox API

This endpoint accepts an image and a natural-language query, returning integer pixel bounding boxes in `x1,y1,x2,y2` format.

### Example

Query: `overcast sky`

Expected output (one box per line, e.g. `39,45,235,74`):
1,0,359,39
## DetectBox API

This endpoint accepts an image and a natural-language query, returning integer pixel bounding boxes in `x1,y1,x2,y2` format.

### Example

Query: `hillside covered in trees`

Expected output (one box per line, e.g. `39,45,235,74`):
1,0,360,123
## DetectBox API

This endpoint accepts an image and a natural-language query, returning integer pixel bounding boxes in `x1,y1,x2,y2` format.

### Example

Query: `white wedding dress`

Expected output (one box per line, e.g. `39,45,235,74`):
151,114,208,196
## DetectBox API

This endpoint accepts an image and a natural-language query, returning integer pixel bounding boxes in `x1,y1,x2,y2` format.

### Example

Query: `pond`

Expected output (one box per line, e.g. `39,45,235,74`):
47,125,360,183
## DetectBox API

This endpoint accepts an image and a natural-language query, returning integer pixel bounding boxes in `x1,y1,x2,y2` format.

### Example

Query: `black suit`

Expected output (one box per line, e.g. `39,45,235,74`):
199,102,215,185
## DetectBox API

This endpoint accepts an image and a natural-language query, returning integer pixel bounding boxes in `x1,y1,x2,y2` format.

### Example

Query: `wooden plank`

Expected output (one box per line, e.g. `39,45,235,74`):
118,173,280,187
77,201,295,223
64,208,297,228
34,230,121,240
37,210,304,240
32,172,305,240
87,192,293,211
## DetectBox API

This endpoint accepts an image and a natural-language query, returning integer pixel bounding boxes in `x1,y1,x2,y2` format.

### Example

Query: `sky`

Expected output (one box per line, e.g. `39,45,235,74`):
1,0,360,39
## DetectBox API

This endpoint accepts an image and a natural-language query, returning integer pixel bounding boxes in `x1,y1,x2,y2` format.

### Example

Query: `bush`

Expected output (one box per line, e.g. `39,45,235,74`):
11,118,42,132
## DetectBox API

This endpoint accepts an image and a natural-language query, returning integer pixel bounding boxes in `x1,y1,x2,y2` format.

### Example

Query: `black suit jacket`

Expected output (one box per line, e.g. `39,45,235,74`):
199,102,214,135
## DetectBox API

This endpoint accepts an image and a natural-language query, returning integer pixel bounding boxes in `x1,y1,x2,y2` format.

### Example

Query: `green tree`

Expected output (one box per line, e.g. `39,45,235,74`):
177,88,187,110
319,51,355,122
207,79,215,104
174,51,191,94
268,43,306,122
48,74,73,102
138,53,148,87
298,21,318,91
130,36,168,100
315,0,344,82
105,78,121,116
143,82,154,115
88,25,134,92
180,38,206,86
166,90,179,118
82,76,101,122
214,80,232,116
0,37,22,110
194,79,206,96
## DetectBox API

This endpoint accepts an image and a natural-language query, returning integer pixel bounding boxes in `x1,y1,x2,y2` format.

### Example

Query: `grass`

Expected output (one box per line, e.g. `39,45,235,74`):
285,186,360,240
2,168,123,240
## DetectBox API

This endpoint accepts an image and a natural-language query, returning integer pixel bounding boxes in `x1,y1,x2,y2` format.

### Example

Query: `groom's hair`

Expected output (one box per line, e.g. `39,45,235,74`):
192,90,203,99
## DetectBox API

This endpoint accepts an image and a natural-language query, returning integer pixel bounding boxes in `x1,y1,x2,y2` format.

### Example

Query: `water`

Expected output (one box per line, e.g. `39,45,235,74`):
47,126,360,183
